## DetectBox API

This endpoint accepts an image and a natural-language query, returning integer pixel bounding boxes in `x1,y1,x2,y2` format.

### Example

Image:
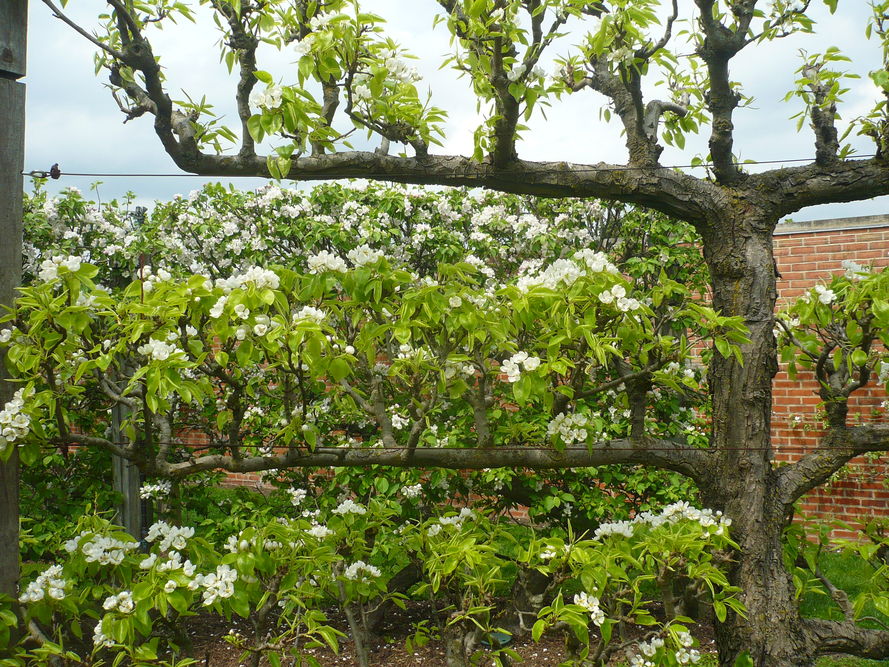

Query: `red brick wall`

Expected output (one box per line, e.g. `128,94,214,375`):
772,217,889,538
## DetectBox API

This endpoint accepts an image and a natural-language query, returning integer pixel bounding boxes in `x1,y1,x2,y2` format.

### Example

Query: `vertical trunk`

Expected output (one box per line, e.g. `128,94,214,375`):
700,213,815,667
442,616,478,667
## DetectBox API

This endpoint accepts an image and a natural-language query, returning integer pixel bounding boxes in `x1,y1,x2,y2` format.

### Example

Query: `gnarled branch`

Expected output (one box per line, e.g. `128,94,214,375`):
777,423,889,504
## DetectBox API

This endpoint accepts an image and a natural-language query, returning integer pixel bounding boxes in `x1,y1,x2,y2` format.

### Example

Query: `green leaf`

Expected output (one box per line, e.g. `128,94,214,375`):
851,349,868,367
713,598,727,622
329,357,351,381
734,653,755,667
247,115,265,142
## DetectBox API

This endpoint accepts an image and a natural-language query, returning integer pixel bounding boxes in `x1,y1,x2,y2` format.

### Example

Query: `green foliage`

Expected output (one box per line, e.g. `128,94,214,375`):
10,182,719,528
19,447,120,562
5,502,743,665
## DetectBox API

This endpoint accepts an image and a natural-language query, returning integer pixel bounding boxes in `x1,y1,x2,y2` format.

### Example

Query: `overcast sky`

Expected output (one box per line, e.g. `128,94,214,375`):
23,1,889,223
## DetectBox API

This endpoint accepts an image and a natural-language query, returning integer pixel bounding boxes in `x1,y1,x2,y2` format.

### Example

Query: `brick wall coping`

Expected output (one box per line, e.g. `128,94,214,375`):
776,214,889,236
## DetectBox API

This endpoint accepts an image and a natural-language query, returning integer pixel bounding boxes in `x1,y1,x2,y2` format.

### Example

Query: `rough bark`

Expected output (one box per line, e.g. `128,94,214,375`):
698,206,814,666
58,432,709,482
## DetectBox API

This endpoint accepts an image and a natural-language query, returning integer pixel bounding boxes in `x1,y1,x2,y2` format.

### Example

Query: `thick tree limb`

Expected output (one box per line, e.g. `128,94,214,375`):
806,617,889,659
777,423,889,504
693,0,756,184
132,146,718,222
757,158,889,217
210,0,259,159
59,431,709,481
804,63,840,166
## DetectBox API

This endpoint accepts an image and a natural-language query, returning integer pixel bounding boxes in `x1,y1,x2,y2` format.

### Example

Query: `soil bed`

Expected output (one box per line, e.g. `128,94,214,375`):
186,601,719,666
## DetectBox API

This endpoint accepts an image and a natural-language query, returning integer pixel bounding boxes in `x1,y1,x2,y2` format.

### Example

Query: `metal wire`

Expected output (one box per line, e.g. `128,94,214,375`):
22,155,879,180
41,440,883,453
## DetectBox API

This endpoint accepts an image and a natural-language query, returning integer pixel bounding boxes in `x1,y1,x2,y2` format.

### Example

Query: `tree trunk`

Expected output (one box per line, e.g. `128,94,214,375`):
700,211,816,667
497,565,553,638
442,616,478,667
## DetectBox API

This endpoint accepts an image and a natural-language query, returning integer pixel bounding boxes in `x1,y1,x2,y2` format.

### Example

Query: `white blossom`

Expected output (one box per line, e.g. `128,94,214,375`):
288,488,308,506
307,523,333,539
293,305,326,324
137,339,183,362
814,283,837,305
573,591,605,626
140,480,172,500
0,388,30,453
103,590,135,614
347,244,385,267
145,521,195,552
332,498,367,515
19,565,69,604
401,483,423,499
343,560,382,581
547,412,589,446
307,250,348,273
500,351,541,383
249,85,284,110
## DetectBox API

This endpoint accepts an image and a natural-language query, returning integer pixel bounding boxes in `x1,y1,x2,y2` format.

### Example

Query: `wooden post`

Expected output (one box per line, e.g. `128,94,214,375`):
0,0,27,606
111,403,142,538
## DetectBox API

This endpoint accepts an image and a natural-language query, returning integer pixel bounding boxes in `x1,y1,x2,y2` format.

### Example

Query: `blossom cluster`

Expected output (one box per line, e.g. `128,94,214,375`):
347,244,385,267
145,521,195,552
216,266,281,293
93,620,115,648
293,305,326,324
573,591,605,626
332,498,368,515
37,254,82,281
193,564,238,605
18,564,68,603
811,283,837,305
401,483,423,499
0,388,30,452
515,250,618,293
629,632,700,666
546,412,590,446
500,351,541,383
103,590,135,614
142,550,197,576
137,338,183,362
427,507,474,536
64,531,139,565
343,560,382,582
250,85,283,110
598,283,641,312
307,250,348,273
140,479,172,500
594,501,732,540
288,487,308,506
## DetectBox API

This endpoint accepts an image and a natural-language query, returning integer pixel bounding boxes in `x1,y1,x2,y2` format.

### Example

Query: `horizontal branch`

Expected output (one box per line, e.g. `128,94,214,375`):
160,149,717,224
777,423,889,504
756,157,889,217
58,432,710,482
807,617,889,660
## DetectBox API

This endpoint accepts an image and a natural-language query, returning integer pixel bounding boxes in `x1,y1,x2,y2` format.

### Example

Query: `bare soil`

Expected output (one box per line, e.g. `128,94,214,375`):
185,602,719,666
